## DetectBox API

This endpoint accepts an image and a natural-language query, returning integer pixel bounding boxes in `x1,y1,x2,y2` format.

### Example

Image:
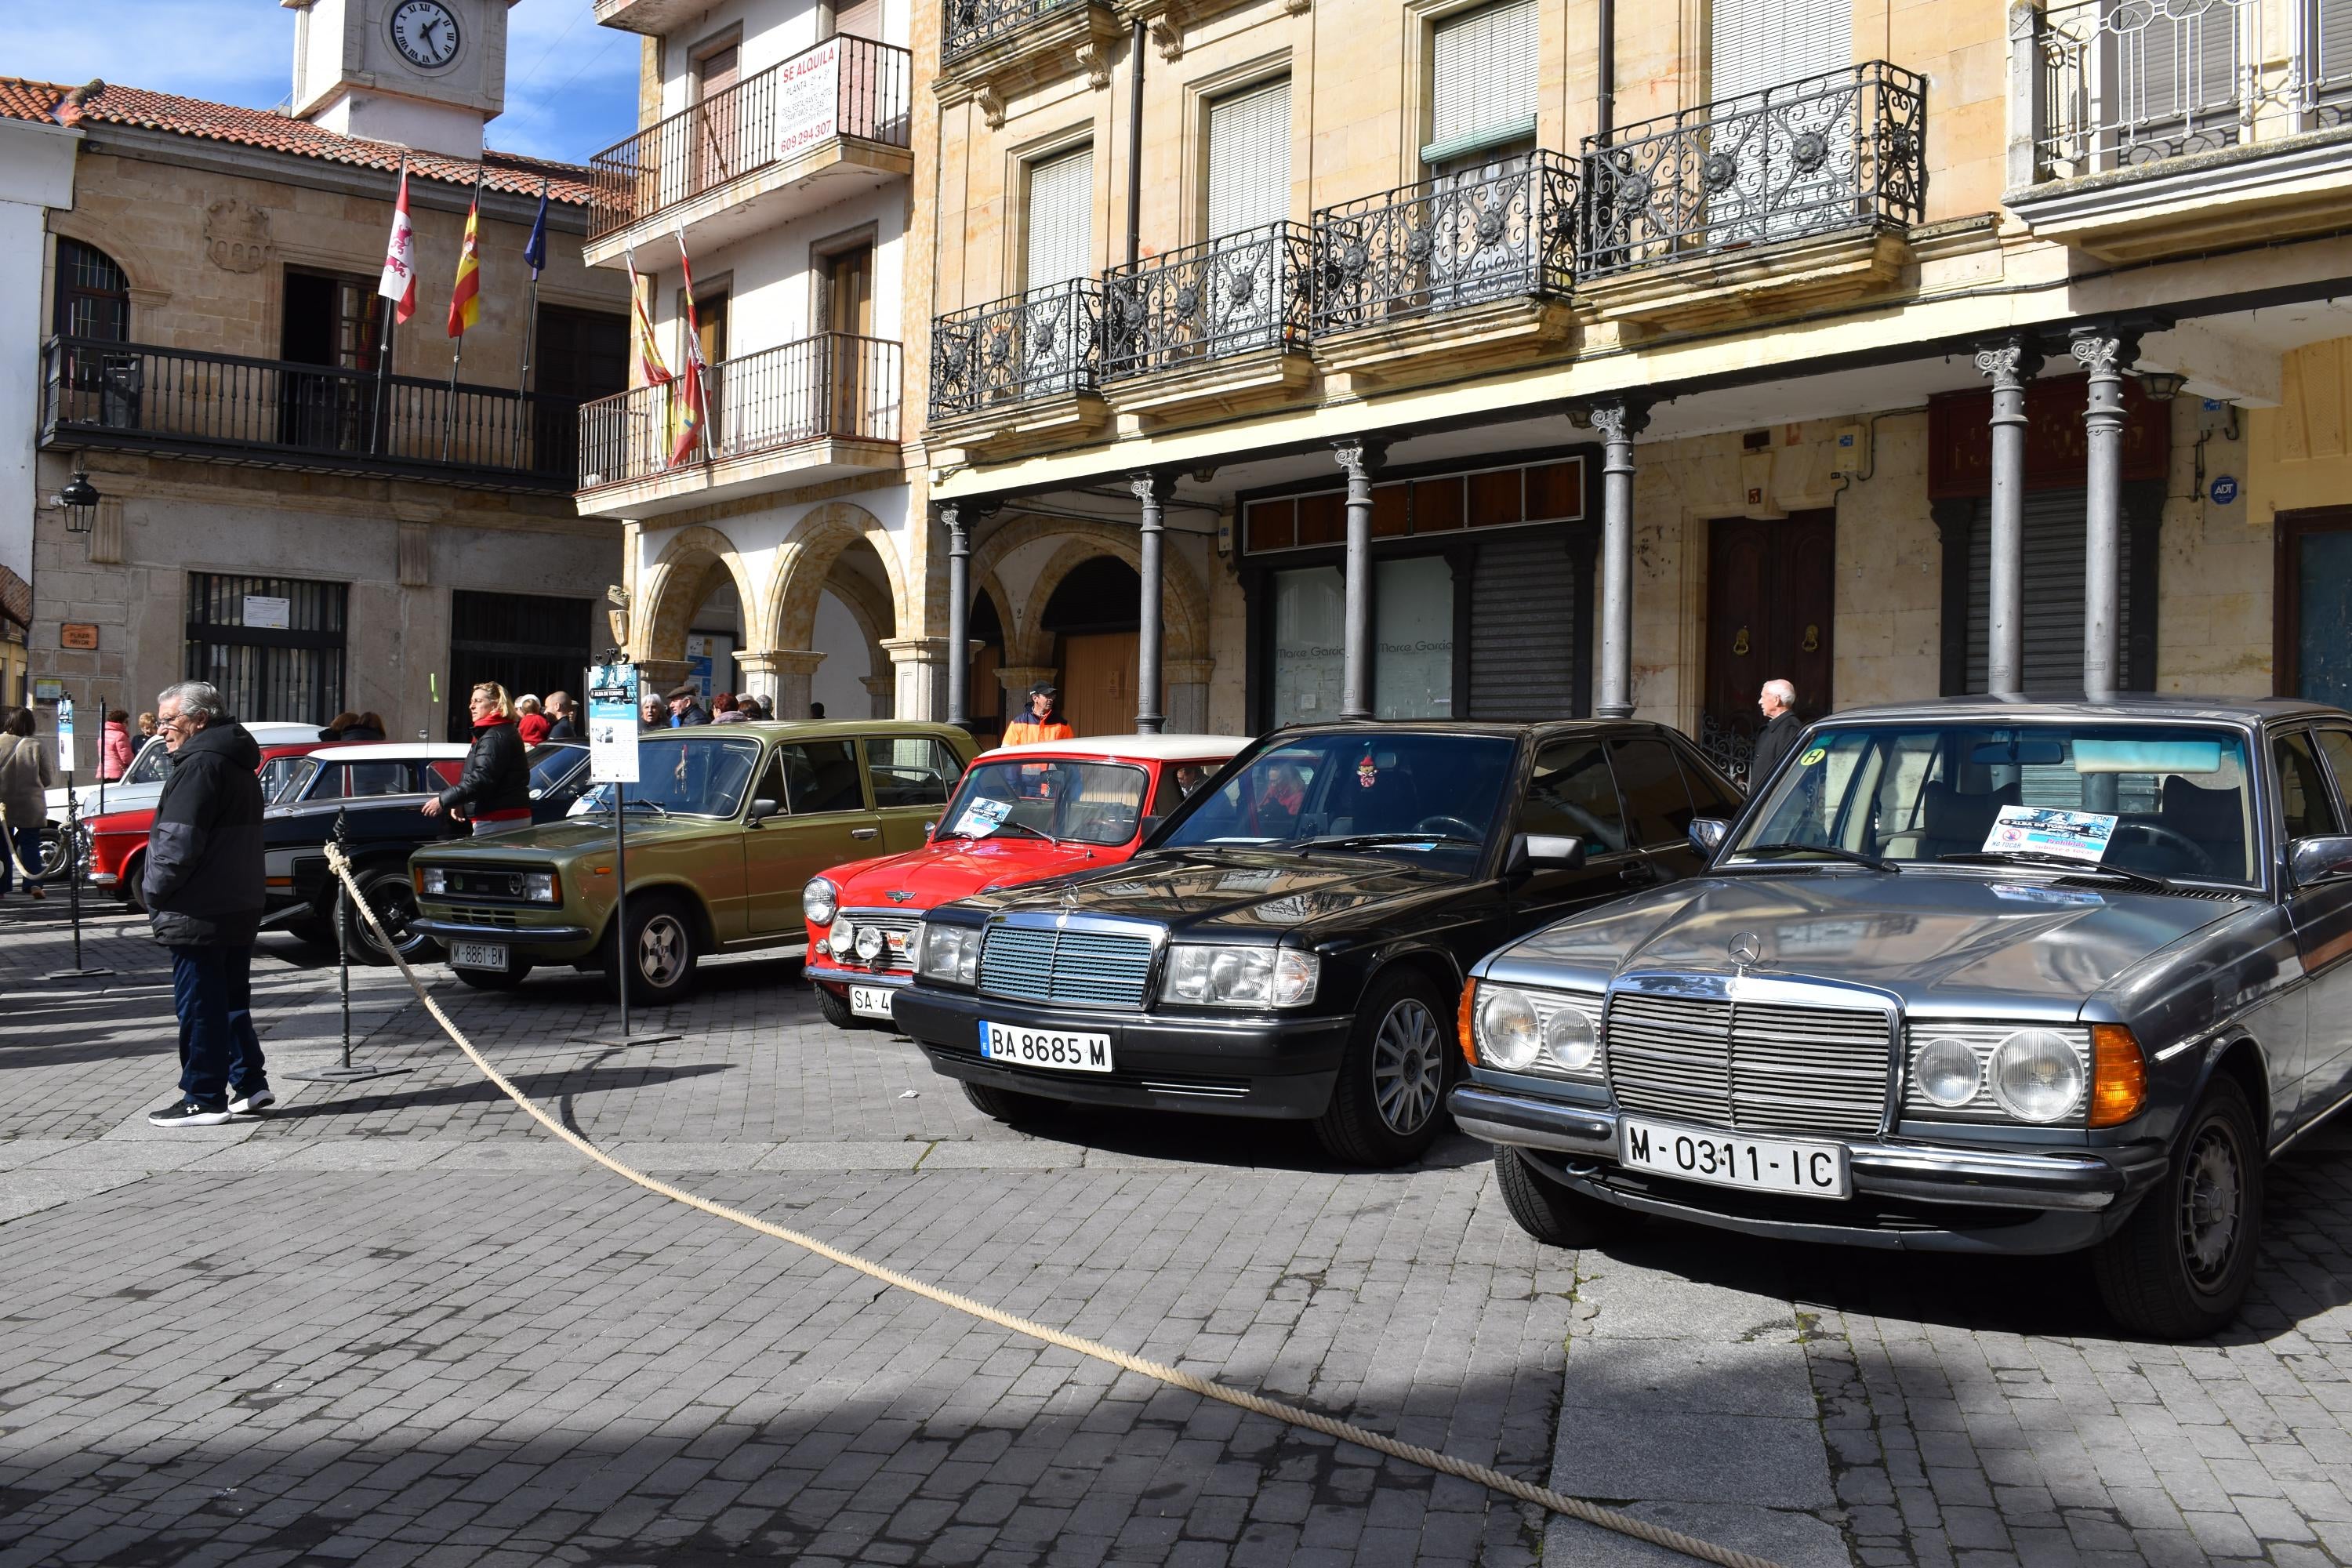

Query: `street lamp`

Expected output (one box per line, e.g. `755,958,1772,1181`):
54,459,100,535
2136,370,2188,401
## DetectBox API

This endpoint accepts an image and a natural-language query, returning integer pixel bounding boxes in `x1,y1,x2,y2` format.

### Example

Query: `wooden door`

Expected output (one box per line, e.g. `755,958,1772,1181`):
2278,508,2352,707
1058,632,1172,737
1703,512,1835,778
823,245,874,432
695,42,742,196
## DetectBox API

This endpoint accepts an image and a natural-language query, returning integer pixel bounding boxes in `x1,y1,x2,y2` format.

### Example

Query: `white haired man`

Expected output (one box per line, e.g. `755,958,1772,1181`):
1750,678,1802,789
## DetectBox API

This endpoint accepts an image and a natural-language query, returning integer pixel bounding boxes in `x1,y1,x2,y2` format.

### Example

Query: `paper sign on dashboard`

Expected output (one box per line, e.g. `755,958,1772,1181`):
953,797,1013,837
1984,805,2116,863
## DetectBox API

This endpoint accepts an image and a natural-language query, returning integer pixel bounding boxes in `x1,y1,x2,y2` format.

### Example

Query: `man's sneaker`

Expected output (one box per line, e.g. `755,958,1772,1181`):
147,1100,234,1128
228,1087,276,1116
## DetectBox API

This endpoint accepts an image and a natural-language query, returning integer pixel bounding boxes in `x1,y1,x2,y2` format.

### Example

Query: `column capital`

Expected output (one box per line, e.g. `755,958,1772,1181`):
1128,469,1178,506
934,498,996,535
1588,397,1652,442
1330,437,1388,481
735,648,827,677
1971,332,2045,390
2067,324,2143,379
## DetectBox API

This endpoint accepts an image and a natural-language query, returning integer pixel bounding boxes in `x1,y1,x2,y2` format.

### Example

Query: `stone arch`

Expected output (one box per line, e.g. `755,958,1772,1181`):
766,501,910,652
637,524,764,662
822,564,896,681
45,212,172,314
972,512,1210,667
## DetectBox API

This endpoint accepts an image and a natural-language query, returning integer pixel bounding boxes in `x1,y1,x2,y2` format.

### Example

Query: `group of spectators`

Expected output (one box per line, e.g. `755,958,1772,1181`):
637,687,780,728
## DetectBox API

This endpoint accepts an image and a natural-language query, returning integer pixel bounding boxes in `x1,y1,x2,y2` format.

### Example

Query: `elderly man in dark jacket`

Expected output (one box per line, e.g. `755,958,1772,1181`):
1748,678,1804,791
143,681,270,1128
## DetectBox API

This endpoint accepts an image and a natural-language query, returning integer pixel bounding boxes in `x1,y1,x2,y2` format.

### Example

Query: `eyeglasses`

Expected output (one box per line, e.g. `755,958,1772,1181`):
158,710,193,730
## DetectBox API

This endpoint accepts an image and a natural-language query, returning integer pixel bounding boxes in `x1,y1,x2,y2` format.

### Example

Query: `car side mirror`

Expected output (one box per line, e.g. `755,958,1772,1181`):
2288,834,2352,887
749,797,782,823
1506,832,1587,877
1690,818,1731,858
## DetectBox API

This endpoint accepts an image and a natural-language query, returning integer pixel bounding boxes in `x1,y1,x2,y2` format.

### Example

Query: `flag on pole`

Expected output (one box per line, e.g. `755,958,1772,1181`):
378,165,417,324
623,249,671,388
522,183,549,278
446,191,482,337
669,227,709,466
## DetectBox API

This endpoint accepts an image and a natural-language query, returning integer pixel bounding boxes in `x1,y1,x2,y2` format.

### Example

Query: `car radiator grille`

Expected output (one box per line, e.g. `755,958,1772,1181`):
841,909,920,973
1605,992,1892,1138
979,924,1154,1008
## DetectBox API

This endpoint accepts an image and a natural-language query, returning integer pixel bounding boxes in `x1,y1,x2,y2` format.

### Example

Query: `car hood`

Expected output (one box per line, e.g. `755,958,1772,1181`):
829,836,1130,910
415,815,725,859
49,782,163,816
953,847,1469,940
1483,871,2256,1018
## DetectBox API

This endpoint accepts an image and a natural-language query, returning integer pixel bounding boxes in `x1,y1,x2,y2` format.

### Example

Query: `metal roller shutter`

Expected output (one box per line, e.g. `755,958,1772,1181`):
1468,535,1577,718
1025,147,1094,289
1709,0,1849,103
1964,489,2135,695
1430,0,1537,151
1207,78,1290,240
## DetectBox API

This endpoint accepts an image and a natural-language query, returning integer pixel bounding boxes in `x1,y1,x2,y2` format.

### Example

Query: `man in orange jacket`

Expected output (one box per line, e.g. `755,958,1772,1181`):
1001,681,1075,746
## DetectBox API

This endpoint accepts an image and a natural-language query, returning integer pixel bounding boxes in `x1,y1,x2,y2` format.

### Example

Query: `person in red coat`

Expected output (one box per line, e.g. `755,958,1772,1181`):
514,694,552,746
102,710,138,780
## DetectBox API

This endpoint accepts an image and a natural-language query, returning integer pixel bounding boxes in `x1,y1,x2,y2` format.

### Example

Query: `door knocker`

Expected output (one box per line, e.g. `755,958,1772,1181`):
1801,622,1820,653
1731,625,1750,656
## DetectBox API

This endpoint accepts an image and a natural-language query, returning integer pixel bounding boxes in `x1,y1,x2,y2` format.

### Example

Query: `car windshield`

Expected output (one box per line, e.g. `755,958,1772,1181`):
574,736,761,819
1160,731,1514,867
258,753,313,803
1727,721,2259,887
938,759,1150,847
123,741,172,786
525,742,583,793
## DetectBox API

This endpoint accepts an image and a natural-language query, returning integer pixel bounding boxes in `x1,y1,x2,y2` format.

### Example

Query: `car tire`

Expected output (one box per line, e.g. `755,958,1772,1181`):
455,963,534,992
341,869,442,967
602,894,699,1005
1313,970,1454,1167
961,1079,1060,1123
818,984,855,1029
34,824,74,883
1493,1145,1636,1248
121,855,148,913
2092,1074,2263,1341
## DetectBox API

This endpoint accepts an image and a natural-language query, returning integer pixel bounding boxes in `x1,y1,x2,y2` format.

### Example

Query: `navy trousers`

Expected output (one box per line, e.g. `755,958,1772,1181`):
170,945,267,1110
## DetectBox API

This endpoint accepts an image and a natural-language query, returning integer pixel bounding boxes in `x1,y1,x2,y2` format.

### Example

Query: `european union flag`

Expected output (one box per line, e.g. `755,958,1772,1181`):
522,185,548,278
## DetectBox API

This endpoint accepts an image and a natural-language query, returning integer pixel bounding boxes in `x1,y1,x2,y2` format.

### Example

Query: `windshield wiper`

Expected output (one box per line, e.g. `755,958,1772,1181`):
1301,832,1480,855
1937,848,2175,891
1735,841,1900,873
619,798,670,817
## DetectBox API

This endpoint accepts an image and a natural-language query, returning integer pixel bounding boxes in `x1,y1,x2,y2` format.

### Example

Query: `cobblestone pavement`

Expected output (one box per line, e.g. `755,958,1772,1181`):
2,897,2350,1567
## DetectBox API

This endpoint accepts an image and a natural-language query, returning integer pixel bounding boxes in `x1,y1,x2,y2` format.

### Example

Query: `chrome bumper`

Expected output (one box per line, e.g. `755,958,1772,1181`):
805,960,913,989
1449,1085,2168,1214
411,917,593,944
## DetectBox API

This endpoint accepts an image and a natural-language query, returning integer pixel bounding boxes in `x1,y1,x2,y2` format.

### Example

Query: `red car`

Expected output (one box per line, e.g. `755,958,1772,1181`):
801,734,1250,1029
84,739,336,908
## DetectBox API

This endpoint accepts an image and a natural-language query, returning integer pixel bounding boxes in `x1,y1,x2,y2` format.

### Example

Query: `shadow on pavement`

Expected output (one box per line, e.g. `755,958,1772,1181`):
269,1061,736,1119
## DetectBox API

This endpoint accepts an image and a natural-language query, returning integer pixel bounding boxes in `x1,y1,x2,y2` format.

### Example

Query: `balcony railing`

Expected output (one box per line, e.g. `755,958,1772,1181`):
2022,0,2352,180
1102,223,1312,382
944,0,1084,61
1310,151,1578,336
576,332,900,492
586,35,912,241
40,337,577,488
929,279,1102,422
1579,61,1926,275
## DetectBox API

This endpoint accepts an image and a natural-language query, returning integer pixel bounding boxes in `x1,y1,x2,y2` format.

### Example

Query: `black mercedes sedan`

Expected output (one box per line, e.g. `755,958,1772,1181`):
892,720,1743,1165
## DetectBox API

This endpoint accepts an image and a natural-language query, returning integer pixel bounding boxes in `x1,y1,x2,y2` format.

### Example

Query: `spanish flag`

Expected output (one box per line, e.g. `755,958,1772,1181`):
670,228,708,466
623,249,671,389
446,191,481,338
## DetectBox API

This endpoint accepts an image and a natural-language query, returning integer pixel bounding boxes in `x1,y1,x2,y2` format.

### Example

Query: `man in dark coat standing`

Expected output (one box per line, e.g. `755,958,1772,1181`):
143,681,270,1127
1748,678,1803,791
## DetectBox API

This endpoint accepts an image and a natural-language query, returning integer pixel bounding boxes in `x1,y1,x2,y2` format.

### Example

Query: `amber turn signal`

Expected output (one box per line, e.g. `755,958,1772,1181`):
1457,979,1479,1069
2089,1023,2147,1127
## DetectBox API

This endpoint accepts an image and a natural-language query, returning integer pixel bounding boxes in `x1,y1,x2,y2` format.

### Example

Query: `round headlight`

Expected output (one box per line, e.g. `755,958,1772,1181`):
1914,1038,1982,1108
1989,1029,2084,1123
803,877,838,925
829,919,856,956
855,925,884,961
1542,1006,1598,1071
1478,988,1541,1072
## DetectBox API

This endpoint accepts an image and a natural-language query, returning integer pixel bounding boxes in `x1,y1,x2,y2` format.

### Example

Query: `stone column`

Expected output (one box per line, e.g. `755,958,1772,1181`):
860,674,896,719
941,503,972,726
1590,398,1650,719
735,650,826,717
1131,470,1174,734
1332,438,1387,720
2071,325,2140,702
1165,658,1214,734
881,637,953,720
1973,333,2040,698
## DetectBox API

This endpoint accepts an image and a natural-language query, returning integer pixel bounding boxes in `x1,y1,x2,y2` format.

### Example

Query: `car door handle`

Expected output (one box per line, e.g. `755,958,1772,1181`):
851,828,878,840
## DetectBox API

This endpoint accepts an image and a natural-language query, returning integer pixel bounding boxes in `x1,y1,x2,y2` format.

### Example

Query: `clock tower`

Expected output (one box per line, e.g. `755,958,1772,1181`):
283,0,519,159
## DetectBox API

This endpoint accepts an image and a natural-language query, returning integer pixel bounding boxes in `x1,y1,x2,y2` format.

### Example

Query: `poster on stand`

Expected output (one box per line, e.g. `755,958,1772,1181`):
586,662,641,785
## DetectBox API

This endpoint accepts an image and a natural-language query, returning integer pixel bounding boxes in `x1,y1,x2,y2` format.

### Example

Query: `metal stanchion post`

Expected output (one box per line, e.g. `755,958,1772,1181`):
45,772,113,981
571,660,678,1050
286,808,410,1083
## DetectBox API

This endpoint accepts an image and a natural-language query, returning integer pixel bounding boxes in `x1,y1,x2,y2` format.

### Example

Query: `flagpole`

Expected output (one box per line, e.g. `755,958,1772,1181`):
441,165,488,464
372,155,406,456
513,177,547,471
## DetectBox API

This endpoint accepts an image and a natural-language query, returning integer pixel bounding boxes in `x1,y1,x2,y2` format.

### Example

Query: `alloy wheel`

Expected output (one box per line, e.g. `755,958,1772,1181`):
1370,997,1444,1136
2179,1120,2245,1287
365,883,422,956
637,913,688,988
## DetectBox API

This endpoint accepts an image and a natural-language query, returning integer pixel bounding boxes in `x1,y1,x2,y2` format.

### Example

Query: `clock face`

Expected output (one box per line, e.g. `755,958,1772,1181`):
389,0,461,69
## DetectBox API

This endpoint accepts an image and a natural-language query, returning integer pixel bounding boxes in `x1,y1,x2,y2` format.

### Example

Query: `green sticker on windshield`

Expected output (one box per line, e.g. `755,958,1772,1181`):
1798,746,1826,766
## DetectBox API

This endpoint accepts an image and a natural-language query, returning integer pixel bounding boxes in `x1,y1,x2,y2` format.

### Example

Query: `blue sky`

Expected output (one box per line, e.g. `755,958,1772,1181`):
0,0,637,165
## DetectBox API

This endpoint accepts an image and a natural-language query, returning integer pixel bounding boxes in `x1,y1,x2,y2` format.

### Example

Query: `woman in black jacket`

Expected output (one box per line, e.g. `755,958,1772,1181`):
423,683,532,835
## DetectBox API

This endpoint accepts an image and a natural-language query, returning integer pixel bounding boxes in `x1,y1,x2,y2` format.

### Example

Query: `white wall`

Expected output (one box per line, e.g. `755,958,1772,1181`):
810,589,871,714
0,119,78,590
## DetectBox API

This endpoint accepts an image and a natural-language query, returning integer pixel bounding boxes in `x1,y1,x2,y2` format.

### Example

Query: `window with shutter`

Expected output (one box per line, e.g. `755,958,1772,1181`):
1206,78,1290,241
2322,0,2352,100
833,0,881,37
1024,147,1094,290
1708,0,1847,103
1428,0,1537,163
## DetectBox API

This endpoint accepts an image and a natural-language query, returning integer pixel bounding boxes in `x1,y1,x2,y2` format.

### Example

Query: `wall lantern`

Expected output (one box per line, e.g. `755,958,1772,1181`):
55,459,100,535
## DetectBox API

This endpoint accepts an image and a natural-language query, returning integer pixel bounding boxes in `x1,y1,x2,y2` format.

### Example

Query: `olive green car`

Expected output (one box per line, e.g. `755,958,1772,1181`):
408,721,979,1001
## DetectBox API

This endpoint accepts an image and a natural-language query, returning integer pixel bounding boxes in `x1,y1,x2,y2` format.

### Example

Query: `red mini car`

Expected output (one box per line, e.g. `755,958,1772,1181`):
84,739,333,908
801,734,1250,1029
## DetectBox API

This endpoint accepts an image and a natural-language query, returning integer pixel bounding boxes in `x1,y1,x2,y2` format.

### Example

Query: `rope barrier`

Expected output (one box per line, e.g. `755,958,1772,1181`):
321,844,1788,1568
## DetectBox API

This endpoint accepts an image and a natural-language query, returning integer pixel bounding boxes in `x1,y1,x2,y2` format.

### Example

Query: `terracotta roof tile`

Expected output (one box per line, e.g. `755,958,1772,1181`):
0,76,596,205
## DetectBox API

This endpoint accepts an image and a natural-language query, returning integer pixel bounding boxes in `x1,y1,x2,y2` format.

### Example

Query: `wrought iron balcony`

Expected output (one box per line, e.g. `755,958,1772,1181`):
928,279,1103,423
1579,61,1926,276
577,332,900,492
39,337,576,490
2020,0,2352,180
586,35,912,242
1102,223,1312,382
944,0,1086,61
1308,151,1578,336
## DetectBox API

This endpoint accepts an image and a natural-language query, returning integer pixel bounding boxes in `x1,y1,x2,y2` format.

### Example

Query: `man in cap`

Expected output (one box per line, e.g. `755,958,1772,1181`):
1000,681,1074,746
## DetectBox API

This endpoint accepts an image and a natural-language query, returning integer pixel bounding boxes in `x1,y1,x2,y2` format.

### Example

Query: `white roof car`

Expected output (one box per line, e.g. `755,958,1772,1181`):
977,732,1252,764
45,721,327,824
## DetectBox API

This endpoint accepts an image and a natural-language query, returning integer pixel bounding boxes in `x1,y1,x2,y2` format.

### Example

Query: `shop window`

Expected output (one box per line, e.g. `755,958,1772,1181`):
1269,566,1344,724
1373,557,1453,718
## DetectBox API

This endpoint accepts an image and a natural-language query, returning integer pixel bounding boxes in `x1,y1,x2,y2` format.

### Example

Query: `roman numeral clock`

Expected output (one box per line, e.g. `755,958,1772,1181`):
389,0,463,70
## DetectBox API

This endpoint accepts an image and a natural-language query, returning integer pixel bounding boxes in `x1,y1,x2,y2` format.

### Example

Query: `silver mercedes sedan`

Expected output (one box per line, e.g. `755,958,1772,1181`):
1450,696,2352,1341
